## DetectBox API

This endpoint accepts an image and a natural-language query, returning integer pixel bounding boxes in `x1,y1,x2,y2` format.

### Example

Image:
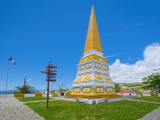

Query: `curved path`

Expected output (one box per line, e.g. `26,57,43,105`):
0,98,45,120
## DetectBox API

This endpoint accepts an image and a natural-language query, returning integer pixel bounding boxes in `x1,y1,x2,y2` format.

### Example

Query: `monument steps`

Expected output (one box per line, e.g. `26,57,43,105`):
66,93,122,100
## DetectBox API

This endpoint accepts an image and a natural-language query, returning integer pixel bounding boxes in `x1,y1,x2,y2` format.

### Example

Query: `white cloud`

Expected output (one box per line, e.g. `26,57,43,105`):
105,52,125,58
132,23,142,26
127,57,132,60
124,23,142,29
26,79,32,82
124,26,129,29
109,43,160,83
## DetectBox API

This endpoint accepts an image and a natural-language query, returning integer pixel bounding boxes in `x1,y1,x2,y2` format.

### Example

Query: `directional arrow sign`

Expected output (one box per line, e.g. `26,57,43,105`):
45,79,56,82
46,73,57,76
46,76,56,78
46,75,57,77
46,66,57,69
41,71,47,73
46,70,57,72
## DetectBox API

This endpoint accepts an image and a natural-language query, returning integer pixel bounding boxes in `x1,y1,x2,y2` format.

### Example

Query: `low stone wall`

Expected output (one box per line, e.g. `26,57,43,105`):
123,93,129,95
116,93,160,96
0,94,14,98
24,94,35,97
1,93,160,98
143,93,151,96
0,93,40,98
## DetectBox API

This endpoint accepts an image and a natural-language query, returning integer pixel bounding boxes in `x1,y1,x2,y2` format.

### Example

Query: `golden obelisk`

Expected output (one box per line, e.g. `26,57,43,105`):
66,5,121,100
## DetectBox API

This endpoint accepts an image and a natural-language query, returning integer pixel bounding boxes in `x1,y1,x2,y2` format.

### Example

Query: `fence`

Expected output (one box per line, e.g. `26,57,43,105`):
136,93,143,96
35,93,42,96
0,93,42,98
52,93,58,96
14,94,23,97
1,93,160,98
151,93,159,96
66,93,70,96
115,93,160,96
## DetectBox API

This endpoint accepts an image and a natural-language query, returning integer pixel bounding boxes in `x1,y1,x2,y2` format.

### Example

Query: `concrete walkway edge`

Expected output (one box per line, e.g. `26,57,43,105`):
21,99,56,104
127,99,160,104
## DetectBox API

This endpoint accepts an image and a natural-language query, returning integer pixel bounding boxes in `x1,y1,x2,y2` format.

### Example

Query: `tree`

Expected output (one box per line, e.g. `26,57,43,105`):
50,85,53,93
43,85,56,94
141,83,155,91
9,85,38,93
43,89,46,94
114,82,121,92
43,88,48,94
142,68,160,93
50,85,56,93
65,87,71,93
57,82,66,93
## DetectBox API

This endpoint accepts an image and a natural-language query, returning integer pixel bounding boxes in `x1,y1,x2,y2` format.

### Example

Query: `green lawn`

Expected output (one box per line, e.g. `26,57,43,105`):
132,96,160,102
23,100,160,120
16,96,54,102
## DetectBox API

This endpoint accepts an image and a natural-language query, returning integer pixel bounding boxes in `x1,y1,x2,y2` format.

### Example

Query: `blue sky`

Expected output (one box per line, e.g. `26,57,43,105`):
1,0,160,91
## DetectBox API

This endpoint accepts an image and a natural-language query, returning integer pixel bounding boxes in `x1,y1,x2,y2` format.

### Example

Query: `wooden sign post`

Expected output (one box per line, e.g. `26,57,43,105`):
23,76,27,99
41,61,57,109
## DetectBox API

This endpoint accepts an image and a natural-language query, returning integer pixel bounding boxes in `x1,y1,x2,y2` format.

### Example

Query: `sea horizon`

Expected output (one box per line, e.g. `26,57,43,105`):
0,90,44,94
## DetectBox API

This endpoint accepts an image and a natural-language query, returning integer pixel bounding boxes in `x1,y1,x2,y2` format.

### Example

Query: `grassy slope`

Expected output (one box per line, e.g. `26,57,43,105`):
24,100,160,120
16,96,54,102
132,96,160,102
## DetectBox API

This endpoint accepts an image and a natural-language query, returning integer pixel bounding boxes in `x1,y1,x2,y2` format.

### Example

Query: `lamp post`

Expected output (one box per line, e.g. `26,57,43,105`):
23,76,27,99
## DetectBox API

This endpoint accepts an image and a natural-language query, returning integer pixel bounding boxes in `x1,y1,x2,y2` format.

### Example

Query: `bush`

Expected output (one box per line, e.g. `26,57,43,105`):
66,91,72,93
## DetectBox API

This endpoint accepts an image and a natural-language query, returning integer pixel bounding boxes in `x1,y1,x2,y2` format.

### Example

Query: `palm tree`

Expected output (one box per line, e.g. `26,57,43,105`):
9,85,39,94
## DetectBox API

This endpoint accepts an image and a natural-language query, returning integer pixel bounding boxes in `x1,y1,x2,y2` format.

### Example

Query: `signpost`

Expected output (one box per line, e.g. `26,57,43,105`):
41,61,57,109
23,76,27,99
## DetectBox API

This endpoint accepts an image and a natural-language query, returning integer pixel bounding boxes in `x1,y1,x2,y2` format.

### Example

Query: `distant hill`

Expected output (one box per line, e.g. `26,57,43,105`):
117,83,130,84
117,82,143,84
